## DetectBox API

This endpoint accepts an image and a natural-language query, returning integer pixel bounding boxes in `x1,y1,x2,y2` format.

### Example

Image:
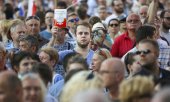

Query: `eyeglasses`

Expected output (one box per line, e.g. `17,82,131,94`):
109,24,119,27
25,16,40,21
164,17,170,20
127,19,140,23
68,18,79,23
135,49,151,55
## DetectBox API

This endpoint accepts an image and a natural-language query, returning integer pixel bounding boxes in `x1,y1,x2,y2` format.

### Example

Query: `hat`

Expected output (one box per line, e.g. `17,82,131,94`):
92,22,106,31
118,15,127,22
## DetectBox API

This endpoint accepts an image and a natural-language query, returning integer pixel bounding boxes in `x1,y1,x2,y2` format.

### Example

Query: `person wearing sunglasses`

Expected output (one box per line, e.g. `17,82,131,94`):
66,13,79,47
108,18,121,43
136,39,170,79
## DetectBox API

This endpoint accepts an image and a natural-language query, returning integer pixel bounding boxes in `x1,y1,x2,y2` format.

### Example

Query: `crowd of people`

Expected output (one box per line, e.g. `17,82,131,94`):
0,0,170,102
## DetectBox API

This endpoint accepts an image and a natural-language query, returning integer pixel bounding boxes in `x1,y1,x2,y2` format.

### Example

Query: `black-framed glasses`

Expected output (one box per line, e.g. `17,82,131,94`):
68,18,79,23
25,16,40,21
109,24,119,27
164,17,170,20
135,49,151,55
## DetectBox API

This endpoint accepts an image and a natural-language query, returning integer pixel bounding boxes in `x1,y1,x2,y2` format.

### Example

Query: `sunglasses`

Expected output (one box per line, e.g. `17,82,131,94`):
135,49,151,55
68,18,79,23
109,24,119,27
25,16,40,21
164,17,170,20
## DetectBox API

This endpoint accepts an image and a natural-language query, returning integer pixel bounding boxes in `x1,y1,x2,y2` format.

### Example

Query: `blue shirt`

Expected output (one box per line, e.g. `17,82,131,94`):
40,30,52,40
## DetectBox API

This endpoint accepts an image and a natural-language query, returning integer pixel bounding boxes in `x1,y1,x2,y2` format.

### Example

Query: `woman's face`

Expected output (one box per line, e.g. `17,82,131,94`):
91,54,103,72
108,20,120,34
22,78,42,102
128,56,141,75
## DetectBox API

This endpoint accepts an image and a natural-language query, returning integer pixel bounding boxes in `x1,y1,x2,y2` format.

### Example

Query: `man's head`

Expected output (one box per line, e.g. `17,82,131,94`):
0,42,7,69
0,71,23,102
75,22,91,48
160,9,170,30
9,19,27,42
126,13,141,31
45,9,54,27
112,0,124,14
18,35,38,53
25,16,40,36
97,5,107,20
67,12,79,30
136,39,159,69
99,58,125,89
136,25,157,44
139,6,148,19
11,51,40,74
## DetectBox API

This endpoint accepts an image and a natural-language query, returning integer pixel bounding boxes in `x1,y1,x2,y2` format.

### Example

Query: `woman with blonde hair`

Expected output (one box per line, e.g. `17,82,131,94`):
60,71,104,102
91,48,112,72
21,73,46,102
0,19,12,44
119,76,154,102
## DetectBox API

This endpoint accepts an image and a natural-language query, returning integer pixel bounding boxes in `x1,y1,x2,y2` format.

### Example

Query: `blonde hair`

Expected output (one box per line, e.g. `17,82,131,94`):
60,71,103,102
94,48,112,60
21,73,46,102
119,76,154,102
0,19,12,43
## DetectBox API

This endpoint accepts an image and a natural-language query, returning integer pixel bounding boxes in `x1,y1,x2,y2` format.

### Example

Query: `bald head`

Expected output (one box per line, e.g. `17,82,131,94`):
126,13,140,22
101,58,125,75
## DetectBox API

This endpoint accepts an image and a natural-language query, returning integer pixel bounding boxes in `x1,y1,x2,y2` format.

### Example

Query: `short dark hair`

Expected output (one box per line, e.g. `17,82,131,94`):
57,1,67,9
139,39,159,57
108,18,120,26
31,63,53,86
19,35,39,52
75,22,92,35
68,55,89,71
25,16,40,22
11,51,40,70
124,52,136,74
160,9,170,18
45,9,54,15
89,16,101,26
136,25,156,44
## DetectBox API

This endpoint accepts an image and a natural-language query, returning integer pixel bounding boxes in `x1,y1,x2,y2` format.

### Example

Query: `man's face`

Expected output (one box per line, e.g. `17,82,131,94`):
67,15,79,29
108,20,120,34
162,12,170,30
98,8,107,20
11,25,26,42
113,0,124,14
19,41,30,52
45,12,54,26
126,14,141,31
26,19,40,36
136,43,158,68
19,57,37,74
76,25,91,48
22,78,42,102
139,7,148,19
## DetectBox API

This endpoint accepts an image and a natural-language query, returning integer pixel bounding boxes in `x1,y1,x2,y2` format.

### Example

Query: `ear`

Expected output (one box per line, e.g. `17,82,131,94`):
31,46,37,53
51,60,56,67
127,64,132,73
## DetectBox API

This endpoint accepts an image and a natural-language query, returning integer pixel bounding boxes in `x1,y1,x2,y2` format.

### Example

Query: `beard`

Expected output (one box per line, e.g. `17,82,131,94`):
77,42,89,48
163,22,170,30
